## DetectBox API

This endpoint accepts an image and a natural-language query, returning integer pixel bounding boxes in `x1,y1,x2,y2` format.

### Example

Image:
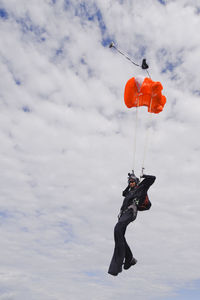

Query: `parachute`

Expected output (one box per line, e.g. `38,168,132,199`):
124,76,166,113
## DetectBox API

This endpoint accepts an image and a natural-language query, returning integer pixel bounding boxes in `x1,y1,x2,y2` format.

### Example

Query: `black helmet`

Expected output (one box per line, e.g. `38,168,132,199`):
128,172,139,184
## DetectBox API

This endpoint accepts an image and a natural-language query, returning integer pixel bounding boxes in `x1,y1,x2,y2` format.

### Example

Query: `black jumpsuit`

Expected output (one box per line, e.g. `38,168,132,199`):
108,175,156,276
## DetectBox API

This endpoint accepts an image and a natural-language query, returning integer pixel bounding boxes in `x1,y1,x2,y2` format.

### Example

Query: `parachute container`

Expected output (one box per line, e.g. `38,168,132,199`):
124,77,166,113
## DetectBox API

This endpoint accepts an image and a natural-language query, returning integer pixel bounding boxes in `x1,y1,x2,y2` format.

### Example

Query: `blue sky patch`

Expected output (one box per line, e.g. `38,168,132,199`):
101,37,113,47
196,7,200,14
88,9,106,34
15,79,21,85
157,47,183,73
162,61,176,73
58,221,75,242
0,211,9,218
161,59,182,73
139,45,147,58
56,48,63,56
16,15,46,42
158,47,168,57
193,90,200,96
65,2,109,47
0,8,8,19
64,0,71,10
84,271,99,277
158,0,166,5
54,36,69,57
22,106,31,113
87,6,108,46
163,280,200,300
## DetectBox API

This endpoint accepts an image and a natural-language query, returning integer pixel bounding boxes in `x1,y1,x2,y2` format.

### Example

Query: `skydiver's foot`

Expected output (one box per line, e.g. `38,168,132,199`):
108,266,122,276
108,271,118,276
124,257,137,270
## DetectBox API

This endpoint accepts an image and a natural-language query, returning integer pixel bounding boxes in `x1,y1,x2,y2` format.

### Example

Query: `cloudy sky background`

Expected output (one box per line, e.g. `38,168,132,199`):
0,0,200,299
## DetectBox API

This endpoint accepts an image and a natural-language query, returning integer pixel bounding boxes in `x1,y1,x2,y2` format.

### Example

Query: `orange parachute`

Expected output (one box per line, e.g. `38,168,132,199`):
124,77,166,113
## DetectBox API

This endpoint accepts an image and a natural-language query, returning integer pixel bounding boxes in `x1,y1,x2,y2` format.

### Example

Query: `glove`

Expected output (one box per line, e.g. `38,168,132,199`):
141,174,148,178
118,211,122,220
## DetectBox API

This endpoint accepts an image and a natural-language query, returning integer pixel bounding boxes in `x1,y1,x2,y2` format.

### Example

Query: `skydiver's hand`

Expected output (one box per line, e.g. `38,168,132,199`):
141,174,148,178
118,211,122,220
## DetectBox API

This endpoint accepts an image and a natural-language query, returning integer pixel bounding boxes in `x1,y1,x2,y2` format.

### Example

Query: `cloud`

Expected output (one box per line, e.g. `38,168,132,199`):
0,0,200,299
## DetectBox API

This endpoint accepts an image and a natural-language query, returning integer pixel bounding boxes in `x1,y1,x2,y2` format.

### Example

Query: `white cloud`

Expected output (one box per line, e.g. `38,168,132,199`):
0,0,200,299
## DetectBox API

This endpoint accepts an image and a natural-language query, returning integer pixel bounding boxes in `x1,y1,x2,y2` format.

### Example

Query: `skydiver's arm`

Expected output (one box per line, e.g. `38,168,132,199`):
122,185,130,197
140,174,156,190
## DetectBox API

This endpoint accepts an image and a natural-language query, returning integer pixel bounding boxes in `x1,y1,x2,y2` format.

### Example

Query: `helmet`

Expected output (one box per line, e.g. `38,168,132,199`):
128,172,139,184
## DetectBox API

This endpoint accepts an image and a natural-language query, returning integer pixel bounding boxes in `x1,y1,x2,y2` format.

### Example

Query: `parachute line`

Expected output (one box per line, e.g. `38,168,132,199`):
141,112,153,173
133,105,139,170
145,69,151,79
140,94,154,171
109,42,151,78
140,92,153,172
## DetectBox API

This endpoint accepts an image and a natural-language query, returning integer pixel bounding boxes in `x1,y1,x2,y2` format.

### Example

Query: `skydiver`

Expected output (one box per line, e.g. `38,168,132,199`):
108,171,156,276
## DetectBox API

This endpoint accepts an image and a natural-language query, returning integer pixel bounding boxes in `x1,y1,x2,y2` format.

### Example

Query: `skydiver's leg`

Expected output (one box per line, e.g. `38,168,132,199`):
108,210,133,276
124,239,137,269
124,239,133,262
107,224,125,276
124,204,138,265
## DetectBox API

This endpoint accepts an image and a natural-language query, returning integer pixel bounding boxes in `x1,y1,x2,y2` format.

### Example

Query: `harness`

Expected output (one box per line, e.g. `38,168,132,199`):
122,199,138,219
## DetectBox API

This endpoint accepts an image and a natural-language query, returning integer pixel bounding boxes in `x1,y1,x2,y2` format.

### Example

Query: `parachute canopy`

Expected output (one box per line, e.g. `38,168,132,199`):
124,77,166,113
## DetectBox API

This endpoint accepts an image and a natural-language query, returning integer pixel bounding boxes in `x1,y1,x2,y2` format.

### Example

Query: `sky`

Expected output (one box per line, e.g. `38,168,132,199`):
0,0,200,299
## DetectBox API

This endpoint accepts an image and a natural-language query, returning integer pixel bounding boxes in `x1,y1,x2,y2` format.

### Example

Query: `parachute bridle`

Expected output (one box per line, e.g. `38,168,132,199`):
109,42,151,78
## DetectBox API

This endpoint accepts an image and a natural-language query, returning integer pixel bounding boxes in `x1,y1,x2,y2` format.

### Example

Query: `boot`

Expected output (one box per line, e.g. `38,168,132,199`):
124,257,137,270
